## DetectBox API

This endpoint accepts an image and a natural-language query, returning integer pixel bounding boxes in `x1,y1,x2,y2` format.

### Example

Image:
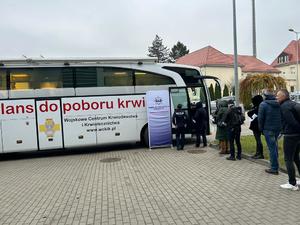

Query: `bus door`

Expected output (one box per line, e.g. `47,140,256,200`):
36,99,63,150
1,99,38,153
169,87,192,131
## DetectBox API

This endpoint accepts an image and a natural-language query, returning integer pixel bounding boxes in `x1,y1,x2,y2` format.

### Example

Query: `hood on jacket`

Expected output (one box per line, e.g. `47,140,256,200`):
217,100,228,108
264,99,280,108
252,95,263,107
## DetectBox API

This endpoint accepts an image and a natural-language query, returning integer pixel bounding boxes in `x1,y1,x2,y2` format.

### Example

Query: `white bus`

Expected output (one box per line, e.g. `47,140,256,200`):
0,57,217,153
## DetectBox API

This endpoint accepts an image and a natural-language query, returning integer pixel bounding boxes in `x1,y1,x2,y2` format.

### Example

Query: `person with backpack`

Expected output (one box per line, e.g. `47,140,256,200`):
172,104,188,150
215,100,229,154
276,89,300,191
193,102,208,148
258,89,282,175
222,102,245,160
247,95,264,159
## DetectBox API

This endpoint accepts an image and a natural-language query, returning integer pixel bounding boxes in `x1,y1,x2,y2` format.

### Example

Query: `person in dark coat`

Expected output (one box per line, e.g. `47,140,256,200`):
215,100,229,154
247,95,264,159
276,89,300,190
222,104,244,160
193,102,208,147
172,104,188,150
258,89,282,175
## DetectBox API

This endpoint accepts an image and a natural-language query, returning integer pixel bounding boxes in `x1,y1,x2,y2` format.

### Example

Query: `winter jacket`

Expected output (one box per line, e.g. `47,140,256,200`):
215,100,228,140
258,94,282,132
223,105,243,129
279,99,300,135
247,95,263,132
172,109,188,129
194,102,208,132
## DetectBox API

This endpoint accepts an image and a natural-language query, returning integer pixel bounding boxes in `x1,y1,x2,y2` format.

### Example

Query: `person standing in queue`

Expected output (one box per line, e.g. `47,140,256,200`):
258,89,282,175
193,102,208,147
172,104,188,150
276,89,300,191
248,95,264,159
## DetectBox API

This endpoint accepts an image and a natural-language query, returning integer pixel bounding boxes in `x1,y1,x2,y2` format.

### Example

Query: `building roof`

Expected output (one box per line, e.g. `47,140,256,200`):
176,46,237,67
227,54,280,73
176,45,280,73
271,40,300,67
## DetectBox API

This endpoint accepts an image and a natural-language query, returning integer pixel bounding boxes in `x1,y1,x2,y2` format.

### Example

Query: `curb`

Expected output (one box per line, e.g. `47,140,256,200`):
209,142,291,175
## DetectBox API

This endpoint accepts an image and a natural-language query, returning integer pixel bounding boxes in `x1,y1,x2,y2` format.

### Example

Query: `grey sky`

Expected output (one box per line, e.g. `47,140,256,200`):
0,0,299,64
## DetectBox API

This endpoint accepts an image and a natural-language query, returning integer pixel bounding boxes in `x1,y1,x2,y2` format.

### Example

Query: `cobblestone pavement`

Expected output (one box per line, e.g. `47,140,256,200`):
0,145,299,225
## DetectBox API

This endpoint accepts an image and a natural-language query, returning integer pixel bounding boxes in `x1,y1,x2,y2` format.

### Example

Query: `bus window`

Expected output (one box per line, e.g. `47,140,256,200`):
170,88,188,109
10,69,33,90
0,69,7,90
135,71,175,85
102,68,133,86
10,68,73,90
187,87,207,107
75,67,97,87
33,68,65,89
163,66,202,85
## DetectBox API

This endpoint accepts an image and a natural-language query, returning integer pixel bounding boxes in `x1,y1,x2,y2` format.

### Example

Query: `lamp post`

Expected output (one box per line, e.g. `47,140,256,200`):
233,0,239,106
289,28,299,92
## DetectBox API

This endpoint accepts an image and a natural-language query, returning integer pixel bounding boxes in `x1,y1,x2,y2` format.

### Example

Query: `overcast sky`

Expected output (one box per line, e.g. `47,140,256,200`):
0,0,299,64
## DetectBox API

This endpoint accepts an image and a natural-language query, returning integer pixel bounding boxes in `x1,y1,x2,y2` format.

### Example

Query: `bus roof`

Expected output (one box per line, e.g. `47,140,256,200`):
0,57,158,67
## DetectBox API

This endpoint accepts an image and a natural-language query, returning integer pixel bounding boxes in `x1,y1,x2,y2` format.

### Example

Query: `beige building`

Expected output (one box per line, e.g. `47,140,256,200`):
176,46,280,92
271,39,300,92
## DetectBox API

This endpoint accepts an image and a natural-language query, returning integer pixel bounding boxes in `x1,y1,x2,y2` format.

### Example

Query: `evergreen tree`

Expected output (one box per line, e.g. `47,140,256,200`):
148,35,170,62
209,84,215,101
169,41,189,62
215,83,222,99
223,84,229,97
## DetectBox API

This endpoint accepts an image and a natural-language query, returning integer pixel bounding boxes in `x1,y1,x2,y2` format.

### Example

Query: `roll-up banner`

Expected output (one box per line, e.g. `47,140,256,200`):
146,90,172,148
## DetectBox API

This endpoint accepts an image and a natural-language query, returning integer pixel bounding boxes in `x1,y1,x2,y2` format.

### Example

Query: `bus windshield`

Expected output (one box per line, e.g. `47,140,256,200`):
162,66,203,85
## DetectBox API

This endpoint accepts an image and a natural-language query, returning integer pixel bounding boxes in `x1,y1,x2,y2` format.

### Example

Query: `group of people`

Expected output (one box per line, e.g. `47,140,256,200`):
214,88,300,191
172,102,207,150
213,99,244,160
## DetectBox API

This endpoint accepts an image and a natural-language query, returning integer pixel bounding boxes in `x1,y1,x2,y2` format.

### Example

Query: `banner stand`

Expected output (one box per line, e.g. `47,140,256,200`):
146,90,172,149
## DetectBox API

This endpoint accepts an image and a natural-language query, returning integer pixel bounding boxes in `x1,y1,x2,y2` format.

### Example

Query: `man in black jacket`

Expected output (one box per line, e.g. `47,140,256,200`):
276,89,300,191
172,104,188,150
193,102,208,147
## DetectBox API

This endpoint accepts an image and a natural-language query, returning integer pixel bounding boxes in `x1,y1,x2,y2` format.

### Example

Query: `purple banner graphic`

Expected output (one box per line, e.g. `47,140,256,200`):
146,90,171,148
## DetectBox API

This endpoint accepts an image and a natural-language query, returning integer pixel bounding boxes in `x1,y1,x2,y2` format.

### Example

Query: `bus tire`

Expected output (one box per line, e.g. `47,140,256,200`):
142,126,149,147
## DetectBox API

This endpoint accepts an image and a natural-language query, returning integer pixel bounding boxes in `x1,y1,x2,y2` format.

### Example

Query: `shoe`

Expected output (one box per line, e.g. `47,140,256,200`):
296,179,300,185
253,155,264,159
195,144,200,148
236,156,242,160
265,169,279,175
280,183,299,191
226,156,236,161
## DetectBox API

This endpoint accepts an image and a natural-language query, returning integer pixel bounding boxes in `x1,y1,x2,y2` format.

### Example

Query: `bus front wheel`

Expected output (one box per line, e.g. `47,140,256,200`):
142,126,149,147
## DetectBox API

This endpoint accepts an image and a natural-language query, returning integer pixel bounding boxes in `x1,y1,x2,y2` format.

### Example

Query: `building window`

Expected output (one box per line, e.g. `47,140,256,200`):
291,86,295,92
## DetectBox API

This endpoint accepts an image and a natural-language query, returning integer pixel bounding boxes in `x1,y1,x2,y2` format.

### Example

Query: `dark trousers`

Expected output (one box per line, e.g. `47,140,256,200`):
228,127,241,158
176,129,185,150
196,129,207,147
253,131,263,156
283,135,300,186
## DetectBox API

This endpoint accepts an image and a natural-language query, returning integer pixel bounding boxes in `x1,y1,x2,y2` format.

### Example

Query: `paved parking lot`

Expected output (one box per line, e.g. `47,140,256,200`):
0,145,299,225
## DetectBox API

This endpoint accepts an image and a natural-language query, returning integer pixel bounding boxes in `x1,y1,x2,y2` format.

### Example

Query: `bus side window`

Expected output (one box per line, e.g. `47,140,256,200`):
10,69,33,90
0,69,7,90
102,68,133,86
33,68,65,89
135,71,175,85
75,67,97,87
